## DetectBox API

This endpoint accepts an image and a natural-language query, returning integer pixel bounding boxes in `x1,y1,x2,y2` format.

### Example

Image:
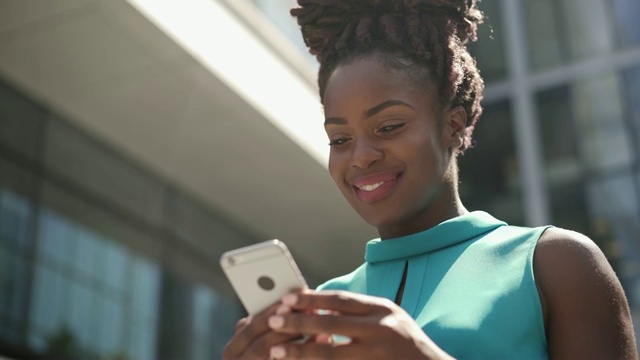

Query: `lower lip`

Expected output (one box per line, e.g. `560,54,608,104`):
354,177,399,203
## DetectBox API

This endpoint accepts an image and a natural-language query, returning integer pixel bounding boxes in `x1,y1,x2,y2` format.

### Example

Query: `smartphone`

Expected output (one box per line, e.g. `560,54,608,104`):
220,239,308,315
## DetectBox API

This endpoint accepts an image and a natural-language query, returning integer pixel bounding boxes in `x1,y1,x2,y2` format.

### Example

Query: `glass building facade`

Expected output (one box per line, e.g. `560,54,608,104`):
0,79,246,359
1,0,640,358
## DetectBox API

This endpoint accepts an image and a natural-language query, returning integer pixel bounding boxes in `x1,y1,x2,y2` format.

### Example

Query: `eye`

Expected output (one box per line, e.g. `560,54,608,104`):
328,137,351,147
378,123,405,134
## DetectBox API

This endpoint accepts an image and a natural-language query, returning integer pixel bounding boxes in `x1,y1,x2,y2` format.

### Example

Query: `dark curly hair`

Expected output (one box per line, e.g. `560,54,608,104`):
291,0,485,152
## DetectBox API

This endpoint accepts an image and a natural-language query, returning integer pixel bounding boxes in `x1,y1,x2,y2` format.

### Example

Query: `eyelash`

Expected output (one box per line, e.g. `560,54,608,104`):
378,123,405,133
328,138,351,147
328,123,405,147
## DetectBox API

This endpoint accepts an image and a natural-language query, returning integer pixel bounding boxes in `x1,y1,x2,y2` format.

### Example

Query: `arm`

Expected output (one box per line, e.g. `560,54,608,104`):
534,227,637,359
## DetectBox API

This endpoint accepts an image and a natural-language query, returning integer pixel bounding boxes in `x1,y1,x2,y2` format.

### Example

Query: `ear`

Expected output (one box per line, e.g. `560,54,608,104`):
442,106,467,151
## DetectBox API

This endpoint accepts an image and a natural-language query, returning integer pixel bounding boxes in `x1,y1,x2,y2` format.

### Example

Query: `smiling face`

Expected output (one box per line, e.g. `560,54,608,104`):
323,53,467,238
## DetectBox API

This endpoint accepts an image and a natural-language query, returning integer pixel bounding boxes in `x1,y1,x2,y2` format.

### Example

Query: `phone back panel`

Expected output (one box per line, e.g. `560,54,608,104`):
220,240,307,315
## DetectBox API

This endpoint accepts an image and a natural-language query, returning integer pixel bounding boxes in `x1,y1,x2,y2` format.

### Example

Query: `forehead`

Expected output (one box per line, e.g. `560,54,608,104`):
323,55,438,114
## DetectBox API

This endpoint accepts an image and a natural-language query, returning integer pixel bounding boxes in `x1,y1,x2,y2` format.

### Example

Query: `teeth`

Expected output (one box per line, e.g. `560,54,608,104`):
358,181,384,192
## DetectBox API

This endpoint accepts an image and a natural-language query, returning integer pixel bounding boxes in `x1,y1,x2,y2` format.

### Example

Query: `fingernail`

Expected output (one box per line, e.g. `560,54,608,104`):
276,304,290,315
282,293,298,305
268,315,284,329
270,345,286,359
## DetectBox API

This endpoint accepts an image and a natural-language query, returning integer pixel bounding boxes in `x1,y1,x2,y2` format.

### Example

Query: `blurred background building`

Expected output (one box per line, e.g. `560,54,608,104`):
0,0,638,359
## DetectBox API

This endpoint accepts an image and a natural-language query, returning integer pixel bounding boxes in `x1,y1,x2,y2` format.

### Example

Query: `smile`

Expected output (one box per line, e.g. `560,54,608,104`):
356,181,386,192
351,172,401,203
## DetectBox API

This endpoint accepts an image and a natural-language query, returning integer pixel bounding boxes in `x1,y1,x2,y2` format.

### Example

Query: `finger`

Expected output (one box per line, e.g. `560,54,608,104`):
234,316,251,334
243,331,304,359
276,304,291,315
282,290,391,315
268,312,369,338
223,303,281,358
315,333,333,344
270,342,361,360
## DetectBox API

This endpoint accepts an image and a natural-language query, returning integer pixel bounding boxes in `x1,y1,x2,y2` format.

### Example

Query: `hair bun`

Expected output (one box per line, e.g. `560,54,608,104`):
291,0,483,62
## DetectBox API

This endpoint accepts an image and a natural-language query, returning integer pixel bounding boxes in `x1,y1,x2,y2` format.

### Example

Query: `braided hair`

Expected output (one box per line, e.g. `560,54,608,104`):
291,0,484,152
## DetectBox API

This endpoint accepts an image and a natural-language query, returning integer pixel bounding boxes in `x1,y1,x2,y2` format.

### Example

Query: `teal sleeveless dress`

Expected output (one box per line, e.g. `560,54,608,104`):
317,211,549,359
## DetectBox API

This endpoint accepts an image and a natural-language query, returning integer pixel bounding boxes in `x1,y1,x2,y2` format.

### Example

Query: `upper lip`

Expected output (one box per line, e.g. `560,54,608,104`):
349,170,402,189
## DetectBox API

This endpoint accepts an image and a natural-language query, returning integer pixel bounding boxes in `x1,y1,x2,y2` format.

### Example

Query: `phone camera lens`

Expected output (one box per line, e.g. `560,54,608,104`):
227,257,236,266
258,276,275,291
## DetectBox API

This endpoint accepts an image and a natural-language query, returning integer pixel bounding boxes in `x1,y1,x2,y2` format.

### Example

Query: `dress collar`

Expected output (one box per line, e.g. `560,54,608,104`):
365,211,506,263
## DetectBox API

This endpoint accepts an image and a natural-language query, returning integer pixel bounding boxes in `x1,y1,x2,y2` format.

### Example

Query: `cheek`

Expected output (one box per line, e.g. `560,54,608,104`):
327,153,344,185
405,133,445,178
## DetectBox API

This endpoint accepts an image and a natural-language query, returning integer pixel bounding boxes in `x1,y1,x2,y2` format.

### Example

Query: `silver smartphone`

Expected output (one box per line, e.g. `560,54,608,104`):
220,239,308,315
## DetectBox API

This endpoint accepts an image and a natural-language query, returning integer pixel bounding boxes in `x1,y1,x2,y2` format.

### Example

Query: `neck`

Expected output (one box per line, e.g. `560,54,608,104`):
377,179,468,240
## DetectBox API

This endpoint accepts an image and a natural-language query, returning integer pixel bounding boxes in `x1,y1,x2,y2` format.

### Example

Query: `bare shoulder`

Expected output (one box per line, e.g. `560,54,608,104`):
533,227,638,359
535,227,609,272
537,226,601,251
534,227,616,301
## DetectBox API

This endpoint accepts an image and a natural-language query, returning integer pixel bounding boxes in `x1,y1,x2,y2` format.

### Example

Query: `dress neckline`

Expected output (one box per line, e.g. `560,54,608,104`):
365,211,506,263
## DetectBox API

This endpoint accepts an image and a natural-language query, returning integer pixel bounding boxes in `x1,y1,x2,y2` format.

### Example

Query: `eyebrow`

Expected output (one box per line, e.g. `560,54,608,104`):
324,100,415,126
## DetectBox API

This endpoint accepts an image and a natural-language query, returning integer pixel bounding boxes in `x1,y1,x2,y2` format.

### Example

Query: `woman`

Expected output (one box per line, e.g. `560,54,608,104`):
224,0,637,358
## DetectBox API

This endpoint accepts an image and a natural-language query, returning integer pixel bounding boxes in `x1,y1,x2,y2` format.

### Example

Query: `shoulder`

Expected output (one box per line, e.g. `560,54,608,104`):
534,227,608,275
534,226,620,305
533,227,617,296
533,227,637,359
537,226,601,254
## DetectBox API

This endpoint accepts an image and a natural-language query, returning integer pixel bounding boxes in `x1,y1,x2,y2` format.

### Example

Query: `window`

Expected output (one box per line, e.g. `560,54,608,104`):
570,74,633,173
157,271,243,359
524,0,616,70
127,257,160,360
469,0,508,83
458,100,524,225
28,264,64,350
0,244,28,343
211,295,243,358
610,0,640,48
622,66,640,156
536,78,640,304
586,175,640,307
37,210,77,268
536,85,591,234
29,183,160,359
191,286,218,360
94,295,125,355
537,85,581,183
0,157,37,343
191,285,243,360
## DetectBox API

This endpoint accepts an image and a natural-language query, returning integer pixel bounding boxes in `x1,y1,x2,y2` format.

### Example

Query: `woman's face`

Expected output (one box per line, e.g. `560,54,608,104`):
323,54,464,238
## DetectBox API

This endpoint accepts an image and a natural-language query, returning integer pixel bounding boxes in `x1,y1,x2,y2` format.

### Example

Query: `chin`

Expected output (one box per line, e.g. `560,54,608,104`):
348,196,407,231
357,209,401,230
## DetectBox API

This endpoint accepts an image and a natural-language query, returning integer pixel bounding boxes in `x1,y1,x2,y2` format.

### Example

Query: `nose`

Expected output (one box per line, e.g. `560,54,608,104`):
350,137,383,169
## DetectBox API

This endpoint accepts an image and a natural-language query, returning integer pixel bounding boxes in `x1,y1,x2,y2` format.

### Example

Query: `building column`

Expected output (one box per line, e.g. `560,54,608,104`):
501,0,551,226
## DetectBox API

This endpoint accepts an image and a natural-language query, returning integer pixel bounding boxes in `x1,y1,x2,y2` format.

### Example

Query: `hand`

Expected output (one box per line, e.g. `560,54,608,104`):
223,302,304,360
267,290,453,359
